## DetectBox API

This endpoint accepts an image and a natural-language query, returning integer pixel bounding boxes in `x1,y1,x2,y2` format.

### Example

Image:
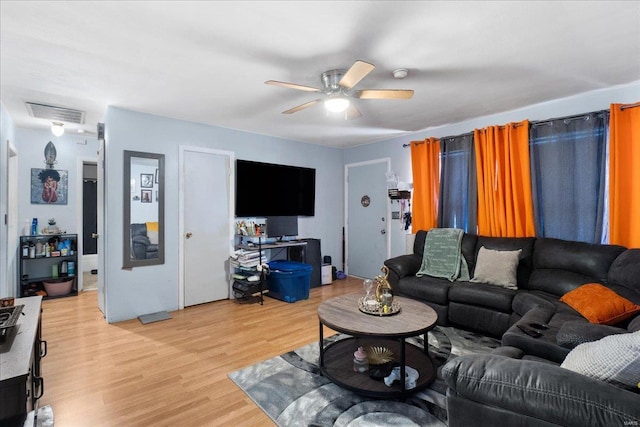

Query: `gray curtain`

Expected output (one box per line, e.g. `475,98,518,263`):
437,133,477,233
529,112,607,243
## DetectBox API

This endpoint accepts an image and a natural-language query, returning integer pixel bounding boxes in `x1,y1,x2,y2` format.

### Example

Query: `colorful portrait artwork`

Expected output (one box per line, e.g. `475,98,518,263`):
31,168,68,205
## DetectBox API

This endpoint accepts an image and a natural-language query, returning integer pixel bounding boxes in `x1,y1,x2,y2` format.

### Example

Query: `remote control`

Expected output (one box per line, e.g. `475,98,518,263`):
517,324,542,338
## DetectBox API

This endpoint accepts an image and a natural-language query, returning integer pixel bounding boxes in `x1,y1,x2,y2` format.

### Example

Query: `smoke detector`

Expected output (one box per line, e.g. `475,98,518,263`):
393,68,409,79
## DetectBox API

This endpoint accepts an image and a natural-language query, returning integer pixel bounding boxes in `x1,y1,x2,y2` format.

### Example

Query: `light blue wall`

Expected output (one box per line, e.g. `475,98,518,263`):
344,81,640,258
103,107,345,322
1,103,17,297
3,81,637,316
14,128,99,238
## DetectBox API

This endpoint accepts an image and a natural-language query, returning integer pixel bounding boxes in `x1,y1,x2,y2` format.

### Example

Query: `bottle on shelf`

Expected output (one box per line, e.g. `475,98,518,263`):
353,347,369,373
22,242,29,258
31,218,38,236
28,242,36,259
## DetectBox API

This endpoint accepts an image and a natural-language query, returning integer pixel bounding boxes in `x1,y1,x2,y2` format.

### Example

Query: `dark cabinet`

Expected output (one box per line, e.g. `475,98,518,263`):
0,296,46,427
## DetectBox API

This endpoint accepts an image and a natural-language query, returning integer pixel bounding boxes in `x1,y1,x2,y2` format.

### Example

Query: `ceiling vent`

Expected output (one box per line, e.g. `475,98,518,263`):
25,102,85,124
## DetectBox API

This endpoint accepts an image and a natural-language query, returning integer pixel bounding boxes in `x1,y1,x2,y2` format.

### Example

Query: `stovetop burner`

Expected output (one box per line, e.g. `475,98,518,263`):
0,304,24,330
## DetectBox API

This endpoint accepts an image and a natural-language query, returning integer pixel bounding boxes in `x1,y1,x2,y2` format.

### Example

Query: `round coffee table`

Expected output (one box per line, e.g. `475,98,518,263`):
317,294,438,398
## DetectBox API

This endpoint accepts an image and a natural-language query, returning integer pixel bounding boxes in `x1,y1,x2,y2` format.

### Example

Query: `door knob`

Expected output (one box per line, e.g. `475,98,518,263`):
92,233,99,239
185,232,193,239
380,229,386,235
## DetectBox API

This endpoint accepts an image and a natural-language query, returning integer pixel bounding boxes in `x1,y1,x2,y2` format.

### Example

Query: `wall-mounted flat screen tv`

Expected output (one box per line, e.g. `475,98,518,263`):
235,160,316,217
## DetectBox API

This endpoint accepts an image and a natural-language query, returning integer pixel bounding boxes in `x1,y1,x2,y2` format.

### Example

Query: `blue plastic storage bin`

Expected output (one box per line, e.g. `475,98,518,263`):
267,260,312,303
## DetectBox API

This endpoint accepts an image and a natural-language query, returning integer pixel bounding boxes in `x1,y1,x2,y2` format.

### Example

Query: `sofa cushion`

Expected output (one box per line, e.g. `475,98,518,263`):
395,275,450,305
561,331,640,392
501,307,578,363
556,320,625,349
560,283,640,325
448,302,512,337
608,249,640,305
511,291,557,316
470,246,521,289
449,282,515,312
527,238,626,294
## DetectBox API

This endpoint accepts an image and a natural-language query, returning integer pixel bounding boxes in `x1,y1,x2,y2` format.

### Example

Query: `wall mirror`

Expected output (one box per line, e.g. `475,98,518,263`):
123,150,165,268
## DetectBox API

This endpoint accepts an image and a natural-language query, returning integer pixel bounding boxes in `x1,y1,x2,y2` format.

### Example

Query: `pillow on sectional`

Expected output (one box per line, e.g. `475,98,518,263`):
560,330,640,392
560,283,640,325
146,221,159,245
470,246,521,290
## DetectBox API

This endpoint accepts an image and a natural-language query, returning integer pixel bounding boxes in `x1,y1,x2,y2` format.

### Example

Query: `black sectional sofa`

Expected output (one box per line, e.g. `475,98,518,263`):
384,229,640,426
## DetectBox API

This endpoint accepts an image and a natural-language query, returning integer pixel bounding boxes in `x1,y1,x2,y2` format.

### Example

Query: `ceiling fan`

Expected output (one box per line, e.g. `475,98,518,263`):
265,60,414,120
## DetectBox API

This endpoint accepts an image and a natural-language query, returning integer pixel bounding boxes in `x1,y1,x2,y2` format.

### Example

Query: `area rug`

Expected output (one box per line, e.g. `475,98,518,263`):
228,326,500,426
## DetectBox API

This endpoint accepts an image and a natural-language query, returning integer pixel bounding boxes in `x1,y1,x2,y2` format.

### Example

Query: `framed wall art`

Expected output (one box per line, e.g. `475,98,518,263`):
31,168,68,205
140,173,154,188
141,189,152,203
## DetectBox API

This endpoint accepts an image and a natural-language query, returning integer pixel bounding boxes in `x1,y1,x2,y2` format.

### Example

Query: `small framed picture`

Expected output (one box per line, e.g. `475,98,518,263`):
141,189,152,203
155,168,159,183
141,173,154,188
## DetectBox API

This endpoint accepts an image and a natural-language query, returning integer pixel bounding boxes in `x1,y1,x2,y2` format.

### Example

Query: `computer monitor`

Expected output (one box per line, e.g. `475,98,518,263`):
267,216,298,241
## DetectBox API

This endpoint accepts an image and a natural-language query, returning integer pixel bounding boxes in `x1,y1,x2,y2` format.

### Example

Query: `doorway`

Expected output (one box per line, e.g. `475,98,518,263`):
82,162,98,291
4,142,19,297
179,147,234,307
345,159,390,279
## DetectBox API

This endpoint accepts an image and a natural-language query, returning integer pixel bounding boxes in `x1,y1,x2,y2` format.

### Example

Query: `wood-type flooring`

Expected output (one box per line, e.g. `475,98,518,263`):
39,276,362,426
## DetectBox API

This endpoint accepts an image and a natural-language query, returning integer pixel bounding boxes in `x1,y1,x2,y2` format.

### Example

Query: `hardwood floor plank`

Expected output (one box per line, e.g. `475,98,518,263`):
39,276,363,426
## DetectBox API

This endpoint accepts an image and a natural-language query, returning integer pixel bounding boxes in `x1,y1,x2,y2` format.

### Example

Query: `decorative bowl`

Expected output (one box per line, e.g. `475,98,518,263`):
366,346,394,365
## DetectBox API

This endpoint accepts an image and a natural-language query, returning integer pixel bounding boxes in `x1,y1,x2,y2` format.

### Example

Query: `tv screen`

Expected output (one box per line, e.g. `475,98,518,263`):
235,160,315,217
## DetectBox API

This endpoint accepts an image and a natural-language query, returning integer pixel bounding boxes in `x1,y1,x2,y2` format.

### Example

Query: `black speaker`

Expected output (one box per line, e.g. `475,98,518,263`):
288,238,322,288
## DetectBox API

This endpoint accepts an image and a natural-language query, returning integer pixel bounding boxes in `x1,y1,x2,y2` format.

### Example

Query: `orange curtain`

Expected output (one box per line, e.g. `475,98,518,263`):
609,103,640,248
474,120,536,237
410,138,440,231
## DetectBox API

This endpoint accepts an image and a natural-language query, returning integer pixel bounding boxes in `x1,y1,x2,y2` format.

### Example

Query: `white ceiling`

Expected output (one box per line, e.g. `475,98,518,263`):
1,1,639,148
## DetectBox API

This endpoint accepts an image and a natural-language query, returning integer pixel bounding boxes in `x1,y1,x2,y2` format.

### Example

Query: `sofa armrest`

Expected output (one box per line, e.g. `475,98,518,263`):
442,354,640,427
384,254,421,286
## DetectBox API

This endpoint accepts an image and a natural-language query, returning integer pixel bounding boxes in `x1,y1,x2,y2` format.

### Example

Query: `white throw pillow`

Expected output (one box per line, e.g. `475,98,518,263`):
147,230,159,245
561,331,640,392
470,246,521,290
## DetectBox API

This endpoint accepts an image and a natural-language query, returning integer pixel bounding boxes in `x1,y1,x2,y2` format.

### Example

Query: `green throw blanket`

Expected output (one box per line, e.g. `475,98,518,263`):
416,228,470,281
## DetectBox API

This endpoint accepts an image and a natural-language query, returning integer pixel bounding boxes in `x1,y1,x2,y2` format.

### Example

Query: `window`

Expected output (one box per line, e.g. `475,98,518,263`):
438,134,477,233
529,112,607,243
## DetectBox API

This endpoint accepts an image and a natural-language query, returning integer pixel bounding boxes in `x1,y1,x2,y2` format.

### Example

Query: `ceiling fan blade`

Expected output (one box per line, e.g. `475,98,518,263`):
282,99,322,114
339,60,375,89
355,89,414,100
265,80,322,92
345,104,362,120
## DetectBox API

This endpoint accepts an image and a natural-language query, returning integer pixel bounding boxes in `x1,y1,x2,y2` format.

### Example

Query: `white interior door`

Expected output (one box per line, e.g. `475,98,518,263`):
97,139,106,314
346,159,390,279
6,143,18,297
182,148,232,306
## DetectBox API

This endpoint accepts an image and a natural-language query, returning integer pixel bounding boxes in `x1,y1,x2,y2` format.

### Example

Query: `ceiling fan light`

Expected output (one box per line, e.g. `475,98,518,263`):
51,122,64,136
324,97,350,113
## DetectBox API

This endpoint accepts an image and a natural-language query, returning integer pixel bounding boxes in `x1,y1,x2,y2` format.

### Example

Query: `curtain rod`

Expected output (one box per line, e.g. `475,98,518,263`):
620,102,640,110
402,139,438,148
402,131,475,148
402,106,619,147
531,110,608,128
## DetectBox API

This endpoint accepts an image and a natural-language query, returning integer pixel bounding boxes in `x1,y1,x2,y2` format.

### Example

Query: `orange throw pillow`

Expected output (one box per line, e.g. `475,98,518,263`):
560,283,640,325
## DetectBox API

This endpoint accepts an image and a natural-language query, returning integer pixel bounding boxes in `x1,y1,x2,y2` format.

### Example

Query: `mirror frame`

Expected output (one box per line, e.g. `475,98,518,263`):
123,150,165,268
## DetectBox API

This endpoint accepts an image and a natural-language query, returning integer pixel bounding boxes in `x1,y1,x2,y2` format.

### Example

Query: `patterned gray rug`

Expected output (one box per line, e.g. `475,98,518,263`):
228,326,500,426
